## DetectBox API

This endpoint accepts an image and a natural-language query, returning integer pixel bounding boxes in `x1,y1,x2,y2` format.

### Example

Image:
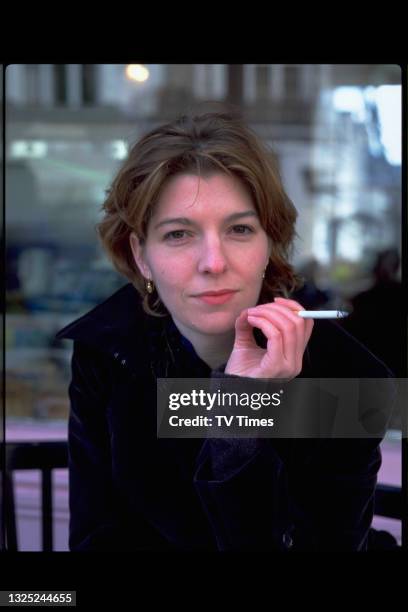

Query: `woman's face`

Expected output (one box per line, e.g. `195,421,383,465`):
130,172,272,336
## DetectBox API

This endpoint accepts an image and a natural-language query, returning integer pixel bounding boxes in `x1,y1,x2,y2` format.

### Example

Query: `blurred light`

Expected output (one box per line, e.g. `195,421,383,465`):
125,64,149,82
10,140,48,159
337,220,362,261
373,85,401,166
333,87,366,122
110,140,128,160
333,85,401,166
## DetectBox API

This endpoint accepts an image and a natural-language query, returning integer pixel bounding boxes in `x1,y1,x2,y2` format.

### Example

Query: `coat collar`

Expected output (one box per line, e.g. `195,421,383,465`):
54,283,212,379
55,282,145,346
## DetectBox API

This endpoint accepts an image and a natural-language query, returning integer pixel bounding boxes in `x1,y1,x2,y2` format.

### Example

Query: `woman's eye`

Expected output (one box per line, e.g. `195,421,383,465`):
231,224,254,235
163,230,189,241
163,225,254,242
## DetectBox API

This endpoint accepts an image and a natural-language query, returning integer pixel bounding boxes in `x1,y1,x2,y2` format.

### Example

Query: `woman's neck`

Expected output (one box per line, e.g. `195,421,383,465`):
172,317,235,371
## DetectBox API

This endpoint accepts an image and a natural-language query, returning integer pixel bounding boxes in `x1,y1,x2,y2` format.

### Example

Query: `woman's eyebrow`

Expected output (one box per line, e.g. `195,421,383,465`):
154,210,258,230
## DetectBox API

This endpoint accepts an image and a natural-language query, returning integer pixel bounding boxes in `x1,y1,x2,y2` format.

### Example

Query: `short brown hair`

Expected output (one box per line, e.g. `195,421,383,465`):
96,106,300,317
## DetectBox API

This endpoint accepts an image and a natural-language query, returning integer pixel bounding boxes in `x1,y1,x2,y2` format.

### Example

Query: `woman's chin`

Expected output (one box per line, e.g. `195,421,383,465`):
191,315,237,334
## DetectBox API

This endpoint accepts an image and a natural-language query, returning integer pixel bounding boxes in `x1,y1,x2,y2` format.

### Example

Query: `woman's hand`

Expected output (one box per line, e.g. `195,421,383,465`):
224,297,314,379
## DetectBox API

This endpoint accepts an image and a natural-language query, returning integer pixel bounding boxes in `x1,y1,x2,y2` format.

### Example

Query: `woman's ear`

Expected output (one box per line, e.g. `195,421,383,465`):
129,232,151,278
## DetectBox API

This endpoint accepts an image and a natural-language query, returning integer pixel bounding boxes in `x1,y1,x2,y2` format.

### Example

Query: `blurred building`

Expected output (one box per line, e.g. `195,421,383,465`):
6,64,402,421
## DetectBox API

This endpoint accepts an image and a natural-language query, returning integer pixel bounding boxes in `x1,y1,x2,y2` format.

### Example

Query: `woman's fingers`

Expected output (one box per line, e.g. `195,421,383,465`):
248,304,303,372
272,303,314,357
274,297,315,346
247,314,286,368
274,296,306,312
250,308,297,366
247,303,313,371
231,298,315,378
267,302,306,345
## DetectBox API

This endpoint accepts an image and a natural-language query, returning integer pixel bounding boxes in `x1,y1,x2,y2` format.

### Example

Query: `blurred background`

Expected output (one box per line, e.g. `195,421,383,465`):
4,64,403,549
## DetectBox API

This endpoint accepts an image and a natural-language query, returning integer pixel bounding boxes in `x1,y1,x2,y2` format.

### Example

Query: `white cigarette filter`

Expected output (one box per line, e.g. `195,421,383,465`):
296,310,349,319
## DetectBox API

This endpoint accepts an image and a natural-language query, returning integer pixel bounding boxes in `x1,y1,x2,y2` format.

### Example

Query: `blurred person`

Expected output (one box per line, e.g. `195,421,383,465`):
341,248,405,377
55,107,395,552
292,258,333,309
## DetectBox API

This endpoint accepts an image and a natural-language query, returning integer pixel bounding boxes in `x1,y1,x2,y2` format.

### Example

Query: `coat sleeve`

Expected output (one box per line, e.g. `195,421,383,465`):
67,340,171,551
285,438,383,551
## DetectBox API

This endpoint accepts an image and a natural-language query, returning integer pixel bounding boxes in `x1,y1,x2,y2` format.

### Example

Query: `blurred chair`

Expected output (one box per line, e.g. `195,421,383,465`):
2,441,68,551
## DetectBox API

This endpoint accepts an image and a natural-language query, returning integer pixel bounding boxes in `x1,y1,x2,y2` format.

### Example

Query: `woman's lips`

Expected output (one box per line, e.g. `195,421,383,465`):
194,291,237,305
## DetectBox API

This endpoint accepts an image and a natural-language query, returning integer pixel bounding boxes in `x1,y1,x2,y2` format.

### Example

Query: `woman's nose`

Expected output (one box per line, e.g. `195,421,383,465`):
197,236,228,274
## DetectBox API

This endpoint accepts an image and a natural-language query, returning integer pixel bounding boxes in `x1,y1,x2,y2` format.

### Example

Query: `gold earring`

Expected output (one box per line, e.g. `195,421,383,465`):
146,279,154,294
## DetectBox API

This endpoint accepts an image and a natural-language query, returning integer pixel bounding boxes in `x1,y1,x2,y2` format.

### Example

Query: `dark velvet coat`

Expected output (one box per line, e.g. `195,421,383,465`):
55,283,394,551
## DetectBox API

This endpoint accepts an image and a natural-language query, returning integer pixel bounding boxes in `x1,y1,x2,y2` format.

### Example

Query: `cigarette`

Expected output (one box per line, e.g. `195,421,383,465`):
296,310,349,319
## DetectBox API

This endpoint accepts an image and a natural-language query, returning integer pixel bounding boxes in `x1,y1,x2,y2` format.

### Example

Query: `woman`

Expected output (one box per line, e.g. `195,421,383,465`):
56,108,393,551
